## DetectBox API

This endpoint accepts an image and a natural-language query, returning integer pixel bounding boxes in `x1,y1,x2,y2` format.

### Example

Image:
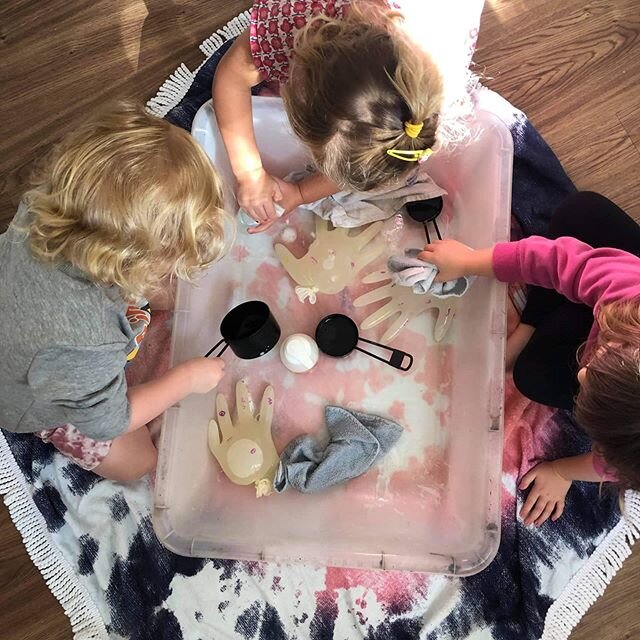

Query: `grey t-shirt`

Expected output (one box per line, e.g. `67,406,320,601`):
0,204,144,440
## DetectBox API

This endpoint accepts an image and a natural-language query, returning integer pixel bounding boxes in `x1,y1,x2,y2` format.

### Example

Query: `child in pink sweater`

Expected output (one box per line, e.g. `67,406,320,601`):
421,192,640,527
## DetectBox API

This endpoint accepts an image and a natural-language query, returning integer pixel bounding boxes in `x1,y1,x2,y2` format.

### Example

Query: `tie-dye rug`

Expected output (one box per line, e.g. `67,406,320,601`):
2,10,640,640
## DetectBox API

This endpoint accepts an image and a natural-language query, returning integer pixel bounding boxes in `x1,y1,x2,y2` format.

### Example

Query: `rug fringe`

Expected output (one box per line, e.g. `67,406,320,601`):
542,489,640,640
0,431,108,640
146,10,251,118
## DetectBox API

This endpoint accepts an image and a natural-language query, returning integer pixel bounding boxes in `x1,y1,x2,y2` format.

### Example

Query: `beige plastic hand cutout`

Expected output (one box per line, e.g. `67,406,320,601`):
354,269,458,342
274,217,385,303
208,380,279,498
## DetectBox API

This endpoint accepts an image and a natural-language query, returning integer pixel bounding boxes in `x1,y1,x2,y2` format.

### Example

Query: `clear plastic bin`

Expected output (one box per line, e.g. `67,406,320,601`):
154,97,512,575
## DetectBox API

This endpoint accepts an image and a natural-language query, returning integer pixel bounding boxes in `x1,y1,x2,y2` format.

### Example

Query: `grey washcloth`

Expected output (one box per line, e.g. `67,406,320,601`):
287,165,447,228
273,407,403,493
388,249,473,298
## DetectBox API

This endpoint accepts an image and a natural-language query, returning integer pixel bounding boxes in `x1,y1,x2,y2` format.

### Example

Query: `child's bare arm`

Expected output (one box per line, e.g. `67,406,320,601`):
212,30,282,222
297,173,340,203
126,358,225,432
551,452,604,482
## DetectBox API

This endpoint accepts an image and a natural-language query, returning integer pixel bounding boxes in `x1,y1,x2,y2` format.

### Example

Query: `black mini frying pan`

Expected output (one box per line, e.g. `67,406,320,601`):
204,300,281,360
315,314,413,372
406,196,444,244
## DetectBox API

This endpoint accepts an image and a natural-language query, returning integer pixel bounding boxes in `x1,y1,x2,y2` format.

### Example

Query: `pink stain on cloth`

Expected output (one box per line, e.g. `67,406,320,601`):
315,566,430,620
35,426,112,471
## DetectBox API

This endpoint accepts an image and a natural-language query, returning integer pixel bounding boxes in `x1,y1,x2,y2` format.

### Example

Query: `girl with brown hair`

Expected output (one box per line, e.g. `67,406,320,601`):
419,191,640,526
212,0,476,232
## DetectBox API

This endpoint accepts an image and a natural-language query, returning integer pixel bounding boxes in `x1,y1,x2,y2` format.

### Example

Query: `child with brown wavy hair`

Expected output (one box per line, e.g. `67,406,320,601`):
212,0,475,233
419,192,640,526
0,102,230,482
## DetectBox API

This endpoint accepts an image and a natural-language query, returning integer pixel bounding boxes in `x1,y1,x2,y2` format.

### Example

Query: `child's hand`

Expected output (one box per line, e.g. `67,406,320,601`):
248,178,303,235
237,168,283,223
418,239,475,282
182,358,226,394
518,462,572,527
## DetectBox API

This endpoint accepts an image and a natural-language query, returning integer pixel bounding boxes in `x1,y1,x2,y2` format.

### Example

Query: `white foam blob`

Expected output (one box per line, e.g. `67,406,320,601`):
280,333,320,373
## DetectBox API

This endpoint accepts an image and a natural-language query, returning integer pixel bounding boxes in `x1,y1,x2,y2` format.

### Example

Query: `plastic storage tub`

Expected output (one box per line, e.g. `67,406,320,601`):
154,97,512,575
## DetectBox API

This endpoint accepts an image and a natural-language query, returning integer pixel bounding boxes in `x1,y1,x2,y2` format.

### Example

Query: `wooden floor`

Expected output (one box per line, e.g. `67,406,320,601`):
0,1,639,638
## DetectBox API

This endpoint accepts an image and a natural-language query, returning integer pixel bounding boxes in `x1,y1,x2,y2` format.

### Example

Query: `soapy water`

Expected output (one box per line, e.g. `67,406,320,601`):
226,211,450,495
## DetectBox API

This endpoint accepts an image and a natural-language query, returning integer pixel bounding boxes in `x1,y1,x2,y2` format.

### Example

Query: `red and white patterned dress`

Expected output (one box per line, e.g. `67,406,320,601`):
248,0,480,87
249,0,384,85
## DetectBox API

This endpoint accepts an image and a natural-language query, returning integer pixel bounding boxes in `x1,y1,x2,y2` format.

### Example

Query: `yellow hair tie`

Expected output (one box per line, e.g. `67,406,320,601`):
386,148,433,162
404,121,424,138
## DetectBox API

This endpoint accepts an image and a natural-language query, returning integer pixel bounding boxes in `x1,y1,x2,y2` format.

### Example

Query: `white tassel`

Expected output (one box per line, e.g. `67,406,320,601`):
0,431,109,639
146,64,194,118
542,490,640,640
200,12,251,58
146,10,251,118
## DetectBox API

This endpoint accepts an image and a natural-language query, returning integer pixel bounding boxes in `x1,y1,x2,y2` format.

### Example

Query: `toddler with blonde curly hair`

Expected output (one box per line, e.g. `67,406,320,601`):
0,102,230,482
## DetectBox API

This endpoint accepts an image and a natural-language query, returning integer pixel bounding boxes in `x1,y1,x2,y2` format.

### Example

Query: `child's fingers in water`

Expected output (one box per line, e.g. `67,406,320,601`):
248,220,275,234
262,201,279,220
244,205,267,223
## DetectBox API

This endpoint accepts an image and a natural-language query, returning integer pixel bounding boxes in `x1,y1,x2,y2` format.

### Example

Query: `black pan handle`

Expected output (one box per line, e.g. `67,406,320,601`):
355,337,414,372
204,338,230,358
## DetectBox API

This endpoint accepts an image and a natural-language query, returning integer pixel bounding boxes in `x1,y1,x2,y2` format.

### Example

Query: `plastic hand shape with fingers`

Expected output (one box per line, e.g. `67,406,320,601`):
354,269,458,342
208,380,279,498
274,218,385,303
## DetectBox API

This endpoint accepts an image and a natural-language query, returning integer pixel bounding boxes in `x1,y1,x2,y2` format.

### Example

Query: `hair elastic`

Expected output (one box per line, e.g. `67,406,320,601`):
404,121,424,138
386,148,433,163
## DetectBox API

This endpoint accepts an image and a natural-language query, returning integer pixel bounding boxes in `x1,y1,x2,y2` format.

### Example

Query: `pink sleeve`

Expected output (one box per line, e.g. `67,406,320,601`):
492,236,640,311
592,450,618,482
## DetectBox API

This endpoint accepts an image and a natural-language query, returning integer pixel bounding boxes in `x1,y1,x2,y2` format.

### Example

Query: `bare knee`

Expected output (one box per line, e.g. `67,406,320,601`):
93,431,158,483
107,447,157,483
